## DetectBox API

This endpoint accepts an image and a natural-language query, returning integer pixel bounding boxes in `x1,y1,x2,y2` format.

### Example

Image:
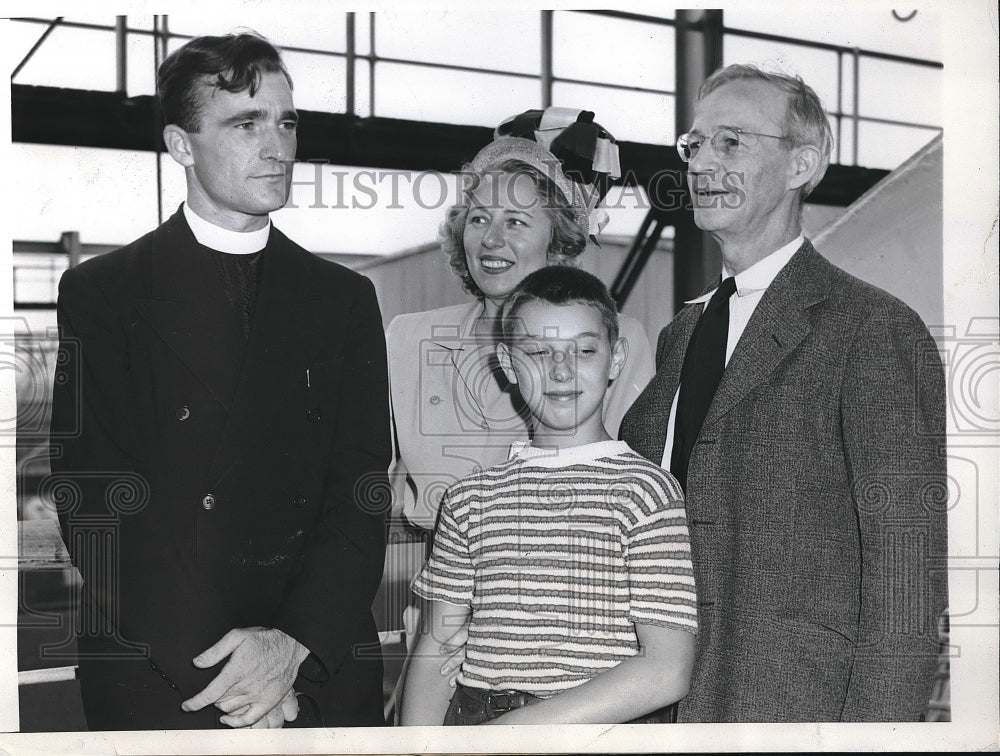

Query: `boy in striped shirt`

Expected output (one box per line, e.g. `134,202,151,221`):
400,267,697,725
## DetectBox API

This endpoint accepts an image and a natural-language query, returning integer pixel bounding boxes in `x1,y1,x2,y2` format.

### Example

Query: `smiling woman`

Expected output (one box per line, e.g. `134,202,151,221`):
384,106,655,532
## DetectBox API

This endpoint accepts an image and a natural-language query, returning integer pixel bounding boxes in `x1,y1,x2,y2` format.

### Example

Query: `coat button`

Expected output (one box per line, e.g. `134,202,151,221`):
201,494,215,510
306,407,322,422
429,395,441,405
293,495,307,508
176,405,191,421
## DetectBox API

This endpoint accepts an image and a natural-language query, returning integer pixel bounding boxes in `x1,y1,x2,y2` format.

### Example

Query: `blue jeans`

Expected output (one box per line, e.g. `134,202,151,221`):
442,684,677,725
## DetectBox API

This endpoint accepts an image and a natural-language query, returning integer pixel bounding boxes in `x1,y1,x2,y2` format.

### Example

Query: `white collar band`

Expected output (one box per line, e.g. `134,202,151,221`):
183,203,271,255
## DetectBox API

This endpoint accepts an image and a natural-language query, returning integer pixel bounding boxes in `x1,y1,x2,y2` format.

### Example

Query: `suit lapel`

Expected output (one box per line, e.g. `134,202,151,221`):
135,210,245,410
629,305,700,463
704,241,831,428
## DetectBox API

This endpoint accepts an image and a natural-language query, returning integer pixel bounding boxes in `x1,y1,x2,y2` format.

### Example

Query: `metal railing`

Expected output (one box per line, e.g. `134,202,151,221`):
10,11,943,306
11,12,940,160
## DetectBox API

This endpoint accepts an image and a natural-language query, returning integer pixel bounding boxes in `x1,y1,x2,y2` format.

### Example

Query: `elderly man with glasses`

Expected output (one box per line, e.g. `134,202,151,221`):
620,64,947,722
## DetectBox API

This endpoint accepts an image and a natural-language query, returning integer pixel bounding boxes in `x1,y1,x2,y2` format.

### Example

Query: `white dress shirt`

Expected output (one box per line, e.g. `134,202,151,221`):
660,235,804,468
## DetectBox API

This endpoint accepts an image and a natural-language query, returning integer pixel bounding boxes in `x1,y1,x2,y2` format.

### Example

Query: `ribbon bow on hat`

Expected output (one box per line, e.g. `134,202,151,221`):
469,106,622,238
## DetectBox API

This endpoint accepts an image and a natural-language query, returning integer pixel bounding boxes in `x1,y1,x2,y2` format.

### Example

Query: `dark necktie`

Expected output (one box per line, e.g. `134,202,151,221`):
670,276,737,490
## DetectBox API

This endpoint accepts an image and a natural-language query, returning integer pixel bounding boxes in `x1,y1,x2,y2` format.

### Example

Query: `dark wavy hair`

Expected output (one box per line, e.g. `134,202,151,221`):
156,31,292,132
501,266,620,344
441,159,588,299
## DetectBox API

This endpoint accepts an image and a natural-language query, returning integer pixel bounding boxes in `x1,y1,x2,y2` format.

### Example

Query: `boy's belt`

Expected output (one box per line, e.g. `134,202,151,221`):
477,689,539,710
457,684,540,714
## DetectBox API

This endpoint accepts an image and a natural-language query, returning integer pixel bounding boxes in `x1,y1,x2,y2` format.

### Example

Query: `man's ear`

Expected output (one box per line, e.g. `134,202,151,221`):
496,341,518,385
163,124,195,168
608,336,628,381
787,144,821,192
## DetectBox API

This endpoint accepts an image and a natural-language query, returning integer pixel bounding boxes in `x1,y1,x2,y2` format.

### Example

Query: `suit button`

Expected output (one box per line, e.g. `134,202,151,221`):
306,407,322,422
201,494,215,510
429,395,441,405
293,495,307,508
176,405,191,421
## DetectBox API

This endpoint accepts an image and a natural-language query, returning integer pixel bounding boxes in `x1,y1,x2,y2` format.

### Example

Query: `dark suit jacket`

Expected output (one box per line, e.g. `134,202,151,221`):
50,209,391,729
620,241,947,722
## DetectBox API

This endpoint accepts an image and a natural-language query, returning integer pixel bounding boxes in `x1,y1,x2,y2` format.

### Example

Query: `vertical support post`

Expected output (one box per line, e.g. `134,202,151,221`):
115,16,127,95
541,10,554,108
673,9,724,310
852,47,860,166
60,231,81,270
369,13,377,118
153,16,168,226
836,50,843,165
346,12,356,117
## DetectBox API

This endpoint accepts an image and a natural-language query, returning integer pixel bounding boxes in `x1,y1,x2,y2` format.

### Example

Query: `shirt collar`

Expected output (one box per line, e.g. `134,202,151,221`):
686,234,804,305
183,202,271,255
508,439,630,467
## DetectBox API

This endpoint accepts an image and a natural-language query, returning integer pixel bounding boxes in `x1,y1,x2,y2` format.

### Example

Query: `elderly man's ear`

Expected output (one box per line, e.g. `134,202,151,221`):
787,144,822,192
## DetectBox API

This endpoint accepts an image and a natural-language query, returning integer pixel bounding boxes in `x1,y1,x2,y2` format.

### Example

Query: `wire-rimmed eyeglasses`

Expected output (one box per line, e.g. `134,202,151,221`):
676,127,788,163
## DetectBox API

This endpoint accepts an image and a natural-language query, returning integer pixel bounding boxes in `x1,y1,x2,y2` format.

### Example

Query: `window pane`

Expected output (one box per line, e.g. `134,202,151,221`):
723,35,842,118
13,145,161,246
553,12,674,91
859,58,942,127
600,184,654,238
166,11,349,53
840,52,855,116
355,59,373,117
375,63,539,127
12,254,66,306
126,15,156,31
282,164,448,255
11,24,116,90
724,6,942,62
832,115,854,165
126,31,156,96
282,50,347,113
375,10,540,76
552,82,674,145
856,122,940,170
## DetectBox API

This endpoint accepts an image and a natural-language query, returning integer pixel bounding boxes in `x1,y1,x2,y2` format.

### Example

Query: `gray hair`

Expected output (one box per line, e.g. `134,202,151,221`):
699,63,833,198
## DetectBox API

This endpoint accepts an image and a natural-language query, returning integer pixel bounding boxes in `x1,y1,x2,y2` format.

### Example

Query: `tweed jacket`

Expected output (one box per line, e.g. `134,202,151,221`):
386,300,655,529
619,240,948,722
50,208,391,729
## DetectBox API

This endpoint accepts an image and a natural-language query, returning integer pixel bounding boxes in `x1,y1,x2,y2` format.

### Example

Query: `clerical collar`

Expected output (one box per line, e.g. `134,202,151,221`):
183,203,271,255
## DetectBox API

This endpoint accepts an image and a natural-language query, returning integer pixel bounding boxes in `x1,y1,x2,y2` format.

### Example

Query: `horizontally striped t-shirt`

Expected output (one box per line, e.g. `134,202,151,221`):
411,440,697,698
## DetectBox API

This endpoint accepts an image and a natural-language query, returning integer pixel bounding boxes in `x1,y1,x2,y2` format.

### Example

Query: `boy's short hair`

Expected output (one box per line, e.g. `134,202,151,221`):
157,31,292,132
501,266,620,343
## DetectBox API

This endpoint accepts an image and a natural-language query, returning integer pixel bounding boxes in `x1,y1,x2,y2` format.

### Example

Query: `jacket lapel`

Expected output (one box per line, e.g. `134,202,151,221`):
135,210,245,411
635,306,701,461
704,241,830,428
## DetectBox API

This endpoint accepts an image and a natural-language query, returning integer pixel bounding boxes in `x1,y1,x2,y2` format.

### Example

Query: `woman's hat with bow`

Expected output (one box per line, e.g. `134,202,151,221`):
468,107,622,239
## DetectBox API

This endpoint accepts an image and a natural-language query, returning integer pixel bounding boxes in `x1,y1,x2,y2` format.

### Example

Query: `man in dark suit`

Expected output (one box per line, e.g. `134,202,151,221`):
619,64,947,722
49,32,390,730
